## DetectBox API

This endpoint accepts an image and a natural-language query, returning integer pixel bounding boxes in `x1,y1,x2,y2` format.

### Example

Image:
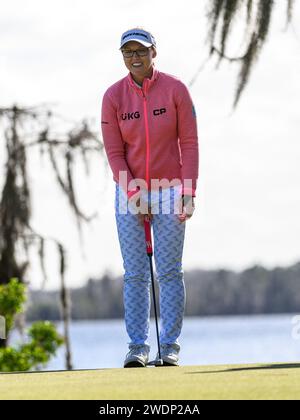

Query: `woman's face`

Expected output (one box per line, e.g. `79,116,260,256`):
121,41,157,80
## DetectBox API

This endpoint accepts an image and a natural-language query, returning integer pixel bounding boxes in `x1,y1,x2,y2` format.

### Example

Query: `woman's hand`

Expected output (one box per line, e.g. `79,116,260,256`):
135,195,153,227
177,195,195,223
129,192,195,225
128,190,151,226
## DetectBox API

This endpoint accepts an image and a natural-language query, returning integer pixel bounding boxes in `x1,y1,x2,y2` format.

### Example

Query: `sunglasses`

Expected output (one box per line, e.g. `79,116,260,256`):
121,47,151,58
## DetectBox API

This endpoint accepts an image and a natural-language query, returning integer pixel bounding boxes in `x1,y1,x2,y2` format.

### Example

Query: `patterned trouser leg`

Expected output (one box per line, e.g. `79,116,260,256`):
115,183,186,348
152,191,186,348
115,185,151,346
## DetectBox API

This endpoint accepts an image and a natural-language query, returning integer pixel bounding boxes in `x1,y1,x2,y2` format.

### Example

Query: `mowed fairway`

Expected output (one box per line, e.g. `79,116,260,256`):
0,362,300,400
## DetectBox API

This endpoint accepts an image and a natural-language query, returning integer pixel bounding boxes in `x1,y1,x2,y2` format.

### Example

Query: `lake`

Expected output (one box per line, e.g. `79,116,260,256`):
12,314,300,370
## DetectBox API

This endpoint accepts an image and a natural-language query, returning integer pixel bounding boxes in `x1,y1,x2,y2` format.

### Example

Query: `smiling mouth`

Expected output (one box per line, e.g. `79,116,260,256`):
132,63,143,67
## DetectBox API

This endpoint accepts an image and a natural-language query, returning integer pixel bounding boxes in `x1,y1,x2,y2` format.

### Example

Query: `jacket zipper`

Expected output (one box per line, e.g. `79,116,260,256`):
142,89,150,190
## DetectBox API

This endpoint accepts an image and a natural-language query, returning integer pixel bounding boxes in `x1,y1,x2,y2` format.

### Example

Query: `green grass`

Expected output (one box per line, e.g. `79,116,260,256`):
1,362,300,400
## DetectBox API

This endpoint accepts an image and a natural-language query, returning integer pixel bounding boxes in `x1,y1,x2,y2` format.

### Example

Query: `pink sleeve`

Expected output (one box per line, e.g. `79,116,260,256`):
101,91,138,198
175,82,199,197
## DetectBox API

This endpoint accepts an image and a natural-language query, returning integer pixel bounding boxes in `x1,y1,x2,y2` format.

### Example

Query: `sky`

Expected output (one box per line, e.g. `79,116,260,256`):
0,0,300,290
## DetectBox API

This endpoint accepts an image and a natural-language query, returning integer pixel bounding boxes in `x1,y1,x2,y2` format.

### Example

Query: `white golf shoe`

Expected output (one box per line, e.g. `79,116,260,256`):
124,344,150,368
155,343,180,366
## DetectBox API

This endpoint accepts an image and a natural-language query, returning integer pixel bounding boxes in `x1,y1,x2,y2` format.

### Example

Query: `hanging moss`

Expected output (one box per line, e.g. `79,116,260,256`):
198,0,295,108
0,104,104,366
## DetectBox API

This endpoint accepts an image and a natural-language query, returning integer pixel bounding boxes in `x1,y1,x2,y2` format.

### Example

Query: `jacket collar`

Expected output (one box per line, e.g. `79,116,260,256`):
127,67,159,96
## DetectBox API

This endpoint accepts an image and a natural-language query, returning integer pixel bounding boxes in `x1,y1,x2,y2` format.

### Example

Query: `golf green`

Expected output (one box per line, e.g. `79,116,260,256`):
0,362,300,400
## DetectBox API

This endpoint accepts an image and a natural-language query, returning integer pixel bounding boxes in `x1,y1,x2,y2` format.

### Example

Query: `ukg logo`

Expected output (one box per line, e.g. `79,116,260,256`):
0,315,5,339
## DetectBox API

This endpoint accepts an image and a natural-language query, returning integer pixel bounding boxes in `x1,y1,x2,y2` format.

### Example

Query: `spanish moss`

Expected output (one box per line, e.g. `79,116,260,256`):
202,0,295,108
0,104,103,366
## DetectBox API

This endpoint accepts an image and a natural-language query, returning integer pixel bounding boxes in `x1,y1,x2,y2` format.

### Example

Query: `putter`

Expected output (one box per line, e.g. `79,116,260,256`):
143,215,163,366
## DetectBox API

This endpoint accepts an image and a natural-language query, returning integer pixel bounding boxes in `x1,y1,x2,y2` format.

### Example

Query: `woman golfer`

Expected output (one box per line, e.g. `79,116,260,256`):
101,28,199,367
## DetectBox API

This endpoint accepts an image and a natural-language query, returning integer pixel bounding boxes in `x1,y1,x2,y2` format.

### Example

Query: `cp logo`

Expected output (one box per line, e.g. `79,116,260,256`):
153,108,166,116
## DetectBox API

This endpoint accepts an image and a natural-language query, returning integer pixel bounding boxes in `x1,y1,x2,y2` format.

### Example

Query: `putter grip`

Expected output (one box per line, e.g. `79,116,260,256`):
144,216,153,255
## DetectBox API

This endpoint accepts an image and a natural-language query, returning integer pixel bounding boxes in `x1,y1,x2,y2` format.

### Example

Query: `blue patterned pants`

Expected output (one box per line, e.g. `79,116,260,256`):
115,183,186,348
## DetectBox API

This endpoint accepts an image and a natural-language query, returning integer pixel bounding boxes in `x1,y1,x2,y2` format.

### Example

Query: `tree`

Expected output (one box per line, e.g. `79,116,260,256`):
0,104,103,369
190,0,296,107
0,279,64,372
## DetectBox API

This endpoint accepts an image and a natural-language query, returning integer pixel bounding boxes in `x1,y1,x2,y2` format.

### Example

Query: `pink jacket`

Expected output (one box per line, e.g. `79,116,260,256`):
101,68,199,198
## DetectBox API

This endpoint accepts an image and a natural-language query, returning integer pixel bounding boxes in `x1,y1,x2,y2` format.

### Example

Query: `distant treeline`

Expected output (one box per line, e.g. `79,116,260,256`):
26,261,300,321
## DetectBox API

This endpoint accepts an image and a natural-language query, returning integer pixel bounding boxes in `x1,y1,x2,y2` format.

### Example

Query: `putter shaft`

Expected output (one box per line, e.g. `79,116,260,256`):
144,216,162,363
